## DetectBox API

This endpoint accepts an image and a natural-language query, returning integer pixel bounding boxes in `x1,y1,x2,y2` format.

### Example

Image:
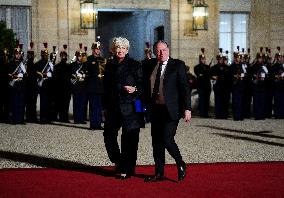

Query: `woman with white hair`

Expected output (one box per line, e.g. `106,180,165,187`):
103,37,144,179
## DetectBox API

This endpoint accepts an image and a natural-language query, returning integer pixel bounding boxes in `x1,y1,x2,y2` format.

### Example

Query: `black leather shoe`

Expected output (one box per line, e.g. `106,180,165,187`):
144,174,164,182
89,126,104,130
178,161,186,181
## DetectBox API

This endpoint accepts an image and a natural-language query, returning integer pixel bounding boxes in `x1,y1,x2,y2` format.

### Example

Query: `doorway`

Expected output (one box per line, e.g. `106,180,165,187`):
97,9,170,61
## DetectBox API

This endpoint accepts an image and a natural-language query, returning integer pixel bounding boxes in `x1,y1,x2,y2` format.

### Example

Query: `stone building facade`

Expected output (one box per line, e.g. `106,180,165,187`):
0,0,283,68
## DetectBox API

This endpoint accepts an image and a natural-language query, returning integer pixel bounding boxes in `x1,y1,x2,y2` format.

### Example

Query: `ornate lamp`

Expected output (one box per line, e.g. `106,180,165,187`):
80,0,97,29
192,0,208,31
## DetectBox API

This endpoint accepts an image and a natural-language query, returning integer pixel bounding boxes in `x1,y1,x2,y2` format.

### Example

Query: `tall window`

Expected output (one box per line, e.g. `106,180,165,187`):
0,6,31,53
219,12,249,63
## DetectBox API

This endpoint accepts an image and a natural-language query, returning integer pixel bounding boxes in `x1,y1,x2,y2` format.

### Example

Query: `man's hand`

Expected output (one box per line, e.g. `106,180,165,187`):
184,110,191,122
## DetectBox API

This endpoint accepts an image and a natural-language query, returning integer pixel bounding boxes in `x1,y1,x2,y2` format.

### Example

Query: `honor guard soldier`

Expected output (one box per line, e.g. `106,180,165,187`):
251,48,268,120
271,47,284,118
210,48,231,119
70,43,87,124
50,46,57,65
194,48,212,118
7,43,27,124
25,41,38,123
53,44,71,122
141,42,155,123
0,49,10,123
242,48,253,118
86,39,105,129
35,42,55,124
229,49,246,120
49,45,58,120
264,47,274,118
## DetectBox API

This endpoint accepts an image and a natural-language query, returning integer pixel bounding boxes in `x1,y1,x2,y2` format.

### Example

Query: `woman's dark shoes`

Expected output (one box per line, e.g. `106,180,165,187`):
144,174,164,182
178,161,186,181
116,173,131,180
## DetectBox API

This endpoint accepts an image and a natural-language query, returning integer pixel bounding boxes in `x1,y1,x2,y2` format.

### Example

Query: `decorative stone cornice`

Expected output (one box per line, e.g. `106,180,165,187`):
0,0,32,6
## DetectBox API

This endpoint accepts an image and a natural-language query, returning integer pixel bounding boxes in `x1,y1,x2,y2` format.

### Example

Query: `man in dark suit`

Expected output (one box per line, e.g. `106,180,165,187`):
144,40,192,182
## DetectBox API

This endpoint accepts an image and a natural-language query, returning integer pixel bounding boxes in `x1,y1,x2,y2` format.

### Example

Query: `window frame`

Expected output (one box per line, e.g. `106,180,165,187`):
0,5,32,53
219,11,250,63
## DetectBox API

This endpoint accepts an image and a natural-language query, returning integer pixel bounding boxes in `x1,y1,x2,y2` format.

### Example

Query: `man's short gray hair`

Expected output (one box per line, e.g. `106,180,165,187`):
112,37,130,51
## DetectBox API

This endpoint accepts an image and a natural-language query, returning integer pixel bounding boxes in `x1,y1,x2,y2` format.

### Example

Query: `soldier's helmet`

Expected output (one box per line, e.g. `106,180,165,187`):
223,50,229,61
27,41,35,58
92,35,101,50
256,47,264,59
199,48,206,61
233,46,241,59
75,43,87,62
275,46,282,59
264,47,272,61
41,42,49,57
144,42,151,54
233,52,241,59
14,40,22,54
216,48,223,60
91,41,101,50
75,43,84,57
244,48,250,60
60,44,68,58
50,46,57,61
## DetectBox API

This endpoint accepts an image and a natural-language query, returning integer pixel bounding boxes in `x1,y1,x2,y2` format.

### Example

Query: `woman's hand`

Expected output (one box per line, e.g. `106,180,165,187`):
124,85,137,94
184,110,191,123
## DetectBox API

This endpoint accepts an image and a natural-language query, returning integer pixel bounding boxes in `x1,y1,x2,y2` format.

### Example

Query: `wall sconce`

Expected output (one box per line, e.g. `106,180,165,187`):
80,0,97,29
192,0,208,31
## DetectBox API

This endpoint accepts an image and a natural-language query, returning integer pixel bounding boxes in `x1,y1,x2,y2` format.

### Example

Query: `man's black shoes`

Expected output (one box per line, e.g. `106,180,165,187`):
144,174,164,182
89,126,104,130
178,161,186,181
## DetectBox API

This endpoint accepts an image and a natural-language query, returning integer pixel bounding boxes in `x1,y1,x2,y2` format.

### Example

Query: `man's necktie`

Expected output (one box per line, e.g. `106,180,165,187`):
152,63,163,100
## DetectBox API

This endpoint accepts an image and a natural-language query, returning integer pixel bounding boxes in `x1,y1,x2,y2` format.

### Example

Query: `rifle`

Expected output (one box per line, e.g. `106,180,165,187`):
8,58,28,87
37,51,58,87
71,63,85,85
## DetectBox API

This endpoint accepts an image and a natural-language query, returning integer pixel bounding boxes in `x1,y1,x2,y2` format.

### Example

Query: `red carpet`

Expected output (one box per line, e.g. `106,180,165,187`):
1,162,284,198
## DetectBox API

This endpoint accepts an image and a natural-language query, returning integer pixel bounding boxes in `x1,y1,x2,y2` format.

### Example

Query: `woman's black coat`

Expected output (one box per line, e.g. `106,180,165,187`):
103,55,145,131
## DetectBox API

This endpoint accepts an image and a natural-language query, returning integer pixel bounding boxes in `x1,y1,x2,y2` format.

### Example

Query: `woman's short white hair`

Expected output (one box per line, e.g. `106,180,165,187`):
112,37,130,51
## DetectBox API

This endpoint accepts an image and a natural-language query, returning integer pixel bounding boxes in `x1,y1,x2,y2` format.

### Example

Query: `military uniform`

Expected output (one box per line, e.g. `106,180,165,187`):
53,45,71,122
251,51,268,120
229,52,246,120
8,45,27,124
35,43,54,124
0,49,10,123
25,42,38,123
271,49,284,119
70,46,87,124
194,48,211,118
141,42,154,123
210,50,231,119
263,48,274,118
85,42,105,129
242,49,253,118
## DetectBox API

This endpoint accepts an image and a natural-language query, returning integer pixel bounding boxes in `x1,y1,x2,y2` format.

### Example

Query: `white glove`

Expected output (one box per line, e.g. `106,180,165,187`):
262,65,268,74
47,72,52,77
261,73,266,78
77,73,83,78
17,73,23,78
49,62,54,71
20,63,26,74
242,64,247,73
